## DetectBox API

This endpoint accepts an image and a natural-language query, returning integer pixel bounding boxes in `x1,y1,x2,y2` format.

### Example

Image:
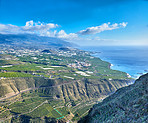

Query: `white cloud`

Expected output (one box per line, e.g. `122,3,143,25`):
25,20,34,27
56,30,78,40
40,30,57,37
0,21,128,45
0,21,78,41
77,22,128,35
120,22,128,27
23,20,58,31
0,20,58,35
0,24,21,34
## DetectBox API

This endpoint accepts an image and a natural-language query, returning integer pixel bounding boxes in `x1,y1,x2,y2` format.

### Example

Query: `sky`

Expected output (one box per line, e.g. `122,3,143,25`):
0,0,148,46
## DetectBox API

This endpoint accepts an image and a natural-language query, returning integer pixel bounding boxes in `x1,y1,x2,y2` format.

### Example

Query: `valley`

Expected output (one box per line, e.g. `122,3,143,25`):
0,0,147,122
0,42,133,122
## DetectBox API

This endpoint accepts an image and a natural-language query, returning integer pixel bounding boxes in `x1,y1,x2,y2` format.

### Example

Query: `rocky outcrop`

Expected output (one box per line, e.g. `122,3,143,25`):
79,73,148,123
0,77,132,102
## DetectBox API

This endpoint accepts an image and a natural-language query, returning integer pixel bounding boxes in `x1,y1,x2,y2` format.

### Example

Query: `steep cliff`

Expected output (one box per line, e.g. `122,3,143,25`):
0,77,131,102
0,76,133,122
79,73,148,123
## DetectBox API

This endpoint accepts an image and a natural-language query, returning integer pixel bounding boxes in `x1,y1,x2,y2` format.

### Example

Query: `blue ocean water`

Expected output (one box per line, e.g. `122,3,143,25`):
80,46,148,78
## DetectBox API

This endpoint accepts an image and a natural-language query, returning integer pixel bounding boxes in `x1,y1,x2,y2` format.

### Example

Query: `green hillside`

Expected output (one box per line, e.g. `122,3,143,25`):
0,76,132,122
0,47,134,122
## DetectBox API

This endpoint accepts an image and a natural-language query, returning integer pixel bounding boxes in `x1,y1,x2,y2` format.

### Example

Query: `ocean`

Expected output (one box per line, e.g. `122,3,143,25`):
80,46,148,78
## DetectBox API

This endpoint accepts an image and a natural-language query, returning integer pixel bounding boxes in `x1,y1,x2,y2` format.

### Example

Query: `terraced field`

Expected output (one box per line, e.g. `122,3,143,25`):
0,51,133,122
0,90,94,122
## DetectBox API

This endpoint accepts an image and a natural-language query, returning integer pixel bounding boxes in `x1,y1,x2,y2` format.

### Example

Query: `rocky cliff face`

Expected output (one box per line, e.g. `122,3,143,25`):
79,73,148,123
0,77,131,102
0,76,134,123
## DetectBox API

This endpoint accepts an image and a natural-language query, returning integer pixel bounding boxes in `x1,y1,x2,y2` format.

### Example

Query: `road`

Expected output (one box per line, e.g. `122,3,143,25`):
0,100,48,122
0,80,77,101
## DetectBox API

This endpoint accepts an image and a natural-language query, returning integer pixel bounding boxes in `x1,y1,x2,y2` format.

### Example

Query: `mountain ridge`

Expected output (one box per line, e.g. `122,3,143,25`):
0,33,77,48
79,73,148,123
0,77,132,102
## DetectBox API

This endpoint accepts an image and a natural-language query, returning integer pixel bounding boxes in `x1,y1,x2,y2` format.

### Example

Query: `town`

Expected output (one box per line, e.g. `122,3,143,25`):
0,44,129,81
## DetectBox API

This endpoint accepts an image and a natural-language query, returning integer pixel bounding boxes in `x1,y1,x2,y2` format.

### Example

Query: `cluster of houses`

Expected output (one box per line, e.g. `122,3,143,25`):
0,45,41,57
67,60,91,69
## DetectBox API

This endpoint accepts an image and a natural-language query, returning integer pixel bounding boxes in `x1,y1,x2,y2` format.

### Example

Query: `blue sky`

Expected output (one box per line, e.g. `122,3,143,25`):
0,0,148,46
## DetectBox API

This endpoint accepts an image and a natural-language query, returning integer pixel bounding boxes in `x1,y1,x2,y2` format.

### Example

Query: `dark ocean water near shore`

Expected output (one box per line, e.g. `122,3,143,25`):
80,46,148,78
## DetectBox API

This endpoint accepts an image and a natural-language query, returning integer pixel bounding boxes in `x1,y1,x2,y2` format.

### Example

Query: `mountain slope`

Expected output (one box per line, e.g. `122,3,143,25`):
79,73,148,123
0,77,131,102
0,34,76,48
0,77,132,122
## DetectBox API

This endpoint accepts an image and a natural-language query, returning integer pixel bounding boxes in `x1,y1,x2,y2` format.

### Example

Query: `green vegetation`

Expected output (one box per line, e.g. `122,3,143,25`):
56,107,69,117
0,51,129,80
27,103,61,118
0,60,22,66
0,72,34,77
0,63,43,71
0,47,133,122
0,110,11,119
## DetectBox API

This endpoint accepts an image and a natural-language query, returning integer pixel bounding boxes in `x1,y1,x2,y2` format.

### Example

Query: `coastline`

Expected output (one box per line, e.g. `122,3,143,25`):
82,50,135,84
102,56,138,80
80,46,148,79
109,63,132,78
87,51,134,80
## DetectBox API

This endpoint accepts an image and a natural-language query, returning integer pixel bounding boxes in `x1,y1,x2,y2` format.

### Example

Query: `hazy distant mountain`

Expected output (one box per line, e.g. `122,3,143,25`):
0,33,77,48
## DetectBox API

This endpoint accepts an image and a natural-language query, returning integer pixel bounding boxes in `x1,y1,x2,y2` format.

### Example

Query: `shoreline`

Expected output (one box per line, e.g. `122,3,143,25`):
84,50,134,80
87,51,134,79
80,46,147,79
